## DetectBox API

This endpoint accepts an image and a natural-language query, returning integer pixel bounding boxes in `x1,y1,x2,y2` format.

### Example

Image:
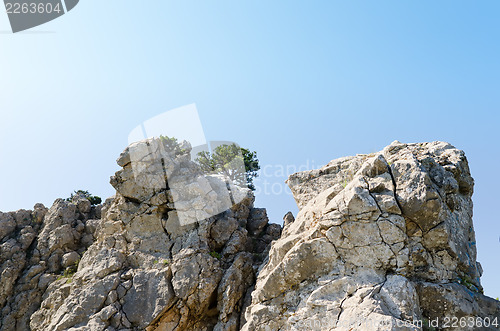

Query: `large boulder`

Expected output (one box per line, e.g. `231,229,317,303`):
29,137,281,331
243,141,500,331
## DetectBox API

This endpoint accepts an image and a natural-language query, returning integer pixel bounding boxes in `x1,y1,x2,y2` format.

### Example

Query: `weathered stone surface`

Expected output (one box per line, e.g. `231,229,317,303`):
2,139,498,331
121,269,175,329
61,252,80,268
243,141,500,330
24,137,281,331
0,198,99,331
283,211,295,229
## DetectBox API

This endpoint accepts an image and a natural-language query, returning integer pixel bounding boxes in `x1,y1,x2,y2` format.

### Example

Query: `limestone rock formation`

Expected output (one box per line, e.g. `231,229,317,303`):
27,137,280,331
243,141,500,330
1,140,499,331
0,197,100,330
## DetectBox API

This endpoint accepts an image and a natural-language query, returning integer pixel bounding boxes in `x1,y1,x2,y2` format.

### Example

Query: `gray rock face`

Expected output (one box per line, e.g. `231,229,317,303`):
26,137,281,331
0,198,100,331
243,141,500,330
2,140,498,331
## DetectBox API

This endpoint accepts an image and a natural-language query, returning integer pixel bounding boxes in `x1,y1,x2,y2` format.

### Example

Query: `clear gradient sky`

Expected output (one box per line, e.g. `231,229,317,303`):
1,1,499,298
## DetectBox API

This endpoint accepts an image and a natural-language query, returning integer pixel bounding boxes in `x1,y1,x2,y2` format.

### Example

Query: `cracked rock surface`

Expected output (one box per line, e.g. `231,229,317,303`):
0,197,101,331
26,137,280,331
2,140,499,331
242,141,500,330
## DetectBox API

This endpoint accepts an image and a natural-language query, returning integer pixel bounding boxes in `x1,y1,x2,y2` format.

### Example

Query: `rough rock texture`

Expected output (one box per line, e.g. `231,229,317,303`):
27,137,280,331
0,198,101,331
2,140,499,331
243,141,500,330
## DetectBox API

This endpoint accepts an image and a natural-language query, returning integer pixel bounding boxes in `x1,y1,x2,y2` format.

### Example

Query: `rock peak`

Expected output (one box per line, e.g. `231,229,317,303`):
244,141,499,330
1,140,498,330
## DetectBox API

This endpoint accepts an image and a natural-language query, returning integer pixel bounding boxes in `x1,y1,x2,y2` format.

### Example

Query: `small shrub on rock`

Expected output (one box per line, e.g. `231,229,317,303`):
66,190,102,205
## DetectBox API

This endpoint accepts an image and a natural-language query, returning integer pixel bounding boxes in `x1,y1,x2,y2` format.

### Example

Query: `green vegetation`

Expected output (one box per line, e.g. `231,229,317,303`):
67,190,102,205
159,135,187,155
156,135,261,190
209,251,222,260
153,259,169,266
196,144,260,190
57,259,80,284
457,275,483,294
31,214,39,225
340,169,354,189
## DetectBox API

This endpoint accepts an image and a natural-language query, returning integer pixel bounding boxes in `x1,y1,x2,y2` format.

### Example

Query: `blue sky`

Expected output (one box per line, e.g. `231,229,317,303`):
1,1,499,298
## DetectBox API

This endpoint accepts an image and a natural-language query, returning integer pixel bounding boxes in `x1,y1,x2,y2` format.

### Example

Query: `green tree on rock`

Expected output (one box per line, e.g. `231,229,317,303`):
67,190,102,205
196,144,260,190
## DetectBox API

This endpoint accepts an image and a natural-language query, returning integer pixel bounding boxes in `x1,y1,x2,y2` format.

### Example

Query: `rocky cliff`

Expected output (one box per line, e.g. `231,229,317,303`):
0,140,499,331
243,141,500,330
1,138,280,331
0,198,100,330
